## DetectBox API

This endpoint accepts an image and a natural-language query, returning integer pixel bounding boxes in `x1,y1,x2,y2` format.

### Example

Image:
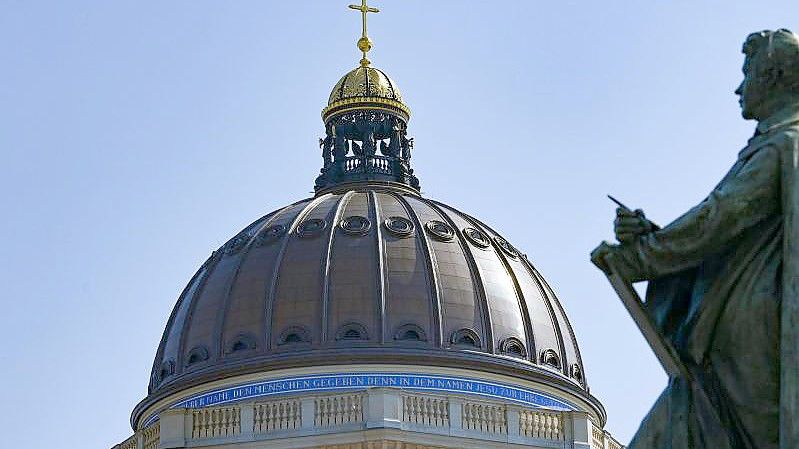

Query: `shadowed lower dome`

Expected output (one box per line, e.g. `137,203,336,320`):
142,185,587,422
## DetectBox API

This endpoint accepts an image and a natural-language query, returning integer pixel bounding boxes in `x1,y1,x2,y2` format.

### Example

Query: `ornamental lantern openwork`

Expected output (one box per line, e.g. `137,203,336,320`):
315,57,417,192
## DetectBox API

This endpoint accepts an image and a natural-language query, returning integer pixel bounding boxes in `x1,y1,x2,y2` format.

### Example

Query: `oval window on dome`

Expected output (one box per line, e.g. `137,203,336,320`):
463,227,491,249
493,236,518,258
339,215,372,236
223,234,249,255
257,224,287,246
383,216,414,237
425,220,455,241
297,219,327,238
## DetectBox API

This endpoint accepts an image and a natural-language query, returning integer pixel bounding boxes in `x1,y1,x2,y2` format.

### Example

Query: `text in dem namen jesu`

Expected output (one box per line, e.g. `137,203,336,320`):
141,373,578,426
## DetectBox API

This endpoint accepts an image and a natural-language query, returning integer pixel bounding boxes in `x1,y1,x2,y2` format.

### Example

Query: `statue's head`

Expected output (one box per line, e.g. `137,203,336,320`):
736,29,799,121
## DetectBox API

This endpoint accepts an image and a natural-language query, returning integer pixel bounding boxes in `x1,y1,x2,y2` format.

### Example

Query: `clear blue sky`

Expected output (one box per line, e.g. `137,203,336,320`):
1,1,797,448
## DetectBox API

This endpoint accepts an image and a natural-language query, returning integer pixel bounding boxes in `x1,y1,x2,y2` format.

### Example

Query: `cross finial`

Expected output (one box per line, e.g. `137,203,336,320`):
348,0,380,67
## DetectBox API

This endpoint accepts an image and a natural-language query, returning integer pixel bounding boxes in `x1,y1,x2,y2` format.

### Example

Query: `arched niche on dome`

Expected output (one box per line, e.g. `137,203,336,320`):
450,328,482,349
570,363,585,385
393,323,427,343
185,346,209,367
277,326,312,346
226,333,257,354
335,322,369,341
540,349,562,369
158,360,175,384
500,337,528,359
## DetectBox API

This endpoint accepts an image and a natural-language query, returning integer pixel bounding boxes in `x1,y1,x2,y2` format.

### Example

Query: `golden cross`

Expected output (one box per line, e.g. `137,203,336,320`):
348,0,379,66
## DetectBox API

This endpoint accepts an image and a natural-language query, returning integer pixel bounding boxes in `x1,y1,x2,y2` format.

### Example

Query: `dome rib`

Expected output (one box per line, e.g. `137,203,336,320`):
461,212,571,376
185,216,272,368
149,258,211,391
369,191,388,343
264,196,328,351
251,200,315,352
534,268,586,382
374,67,397,100
528,269,569,375
175,250,222,373
321,191,356,344
215,209,288,361
334,72,349,103
424,200,495,353
213,235,250,360
453,208,537,363
396,194,444,347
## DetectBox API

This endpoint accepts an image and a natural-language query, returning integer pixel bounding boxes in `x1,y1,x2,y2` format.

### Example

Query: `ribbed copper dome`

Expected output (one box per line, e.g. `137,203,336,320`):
144,185,587,405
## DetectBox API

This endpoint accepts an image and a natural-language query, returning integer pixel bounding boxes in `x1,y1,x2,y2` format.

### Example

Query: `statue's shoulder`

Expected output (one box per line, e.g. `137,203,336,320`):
774,124,799,152
759,124,799,152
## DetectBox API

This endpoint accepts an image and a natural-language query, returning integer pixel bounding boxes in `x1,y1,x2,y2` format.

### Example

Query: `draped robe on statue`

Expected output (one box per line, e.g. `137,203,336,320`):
611,106,799,449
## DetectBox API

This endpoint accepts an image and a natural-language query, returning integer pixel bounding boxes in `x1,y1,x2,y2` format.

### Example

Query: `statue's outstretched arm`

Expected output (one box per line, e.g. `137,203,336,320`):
612,144,781,281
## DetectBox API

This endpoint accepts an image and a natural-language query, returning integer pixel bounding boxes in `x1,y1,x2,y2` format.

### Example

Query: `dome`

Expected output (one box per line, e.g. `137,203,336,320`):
136,184,589,427
322,65,410,122
117,6,622,447
328,66,403,104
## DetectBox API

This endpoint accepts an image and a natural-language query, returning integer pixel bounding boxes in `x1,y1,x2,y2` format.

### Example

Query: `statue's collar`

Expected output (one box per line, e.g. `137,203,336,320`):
756,103,799,135
741,105,799,159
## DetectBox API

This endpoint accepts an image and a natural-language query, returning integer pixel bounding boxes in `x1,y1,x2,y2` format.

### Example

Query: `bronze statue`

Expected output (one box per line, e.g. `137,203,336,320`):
591,29,799,449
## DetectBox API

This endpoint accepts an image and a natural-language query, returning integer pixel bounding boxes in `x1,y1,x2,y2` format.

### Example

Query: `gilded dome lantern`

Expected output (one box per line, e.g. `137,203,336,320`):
315,1,418,192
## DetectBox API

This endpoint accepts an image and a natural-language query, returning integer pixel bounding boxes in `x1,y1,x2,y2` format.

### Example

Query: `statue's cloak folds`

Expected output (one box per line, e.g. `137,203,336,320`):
623,120,799,449
779,128,799,449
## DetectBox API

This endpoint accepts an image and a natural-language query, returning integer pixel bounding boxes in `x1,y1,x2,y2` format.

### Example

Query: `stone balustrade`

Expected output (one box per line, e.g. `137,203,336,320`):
315,393,364,427
519,409,565,441
590,422,624,449
112,388,624,449
141,421,159,449
191,405,241,439
401,393,449,428
255,398,302,432
118,434,137,449
462,401,507,434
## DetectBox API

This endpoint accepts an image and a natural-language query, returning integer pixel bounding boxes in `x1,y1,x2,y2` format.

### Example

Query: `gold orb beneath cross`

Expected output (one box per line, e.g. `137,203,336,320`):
357,37,372,53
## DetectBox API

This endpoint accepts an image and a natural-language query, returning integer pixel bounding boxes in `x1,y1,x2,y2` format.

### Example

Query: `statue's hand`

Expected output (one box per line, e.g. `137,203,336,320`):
614,208,655,243
590,241,617,275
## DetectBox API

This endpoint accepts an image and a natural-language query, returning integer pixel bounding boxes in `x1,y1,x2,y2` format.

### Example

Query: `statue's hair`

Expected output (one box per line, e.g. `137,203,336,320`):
743,29,799,92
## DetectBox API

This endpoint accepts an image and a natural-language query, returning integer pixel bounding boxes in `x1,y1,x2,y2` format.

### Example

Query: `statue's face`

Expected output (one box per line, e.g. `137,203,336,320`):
735,56,767,120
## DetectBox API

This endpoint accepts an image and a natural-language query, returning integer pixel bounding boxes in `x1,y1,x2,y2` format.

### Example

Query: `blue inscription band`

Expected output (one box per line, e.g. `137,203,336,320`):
142,372,577,427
